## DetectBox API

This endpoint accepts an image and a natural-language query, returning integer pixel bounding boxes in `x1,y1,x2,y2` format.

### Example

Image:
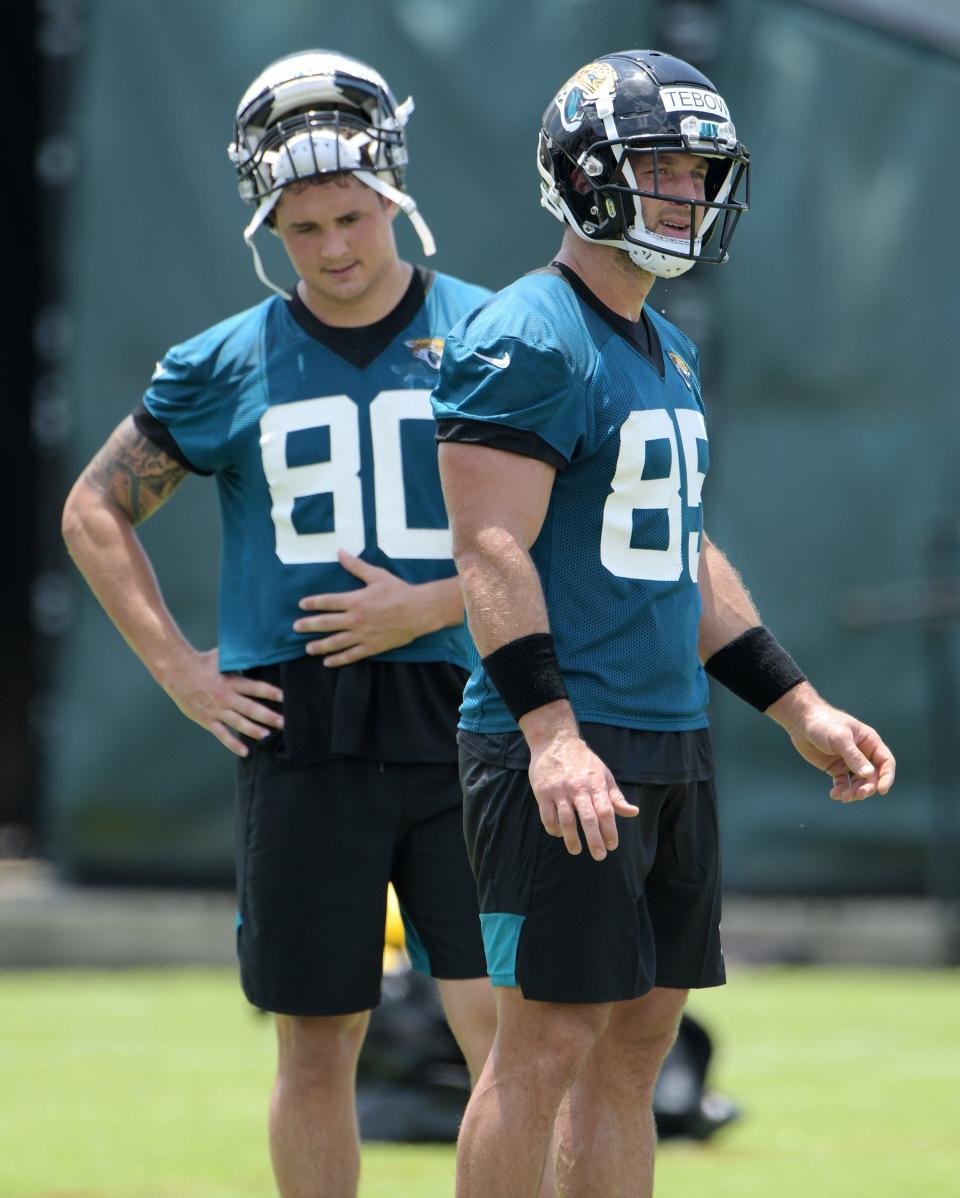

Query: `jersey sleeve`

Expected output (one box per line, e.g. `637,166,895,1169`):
138,340,235,475
431,328,587,466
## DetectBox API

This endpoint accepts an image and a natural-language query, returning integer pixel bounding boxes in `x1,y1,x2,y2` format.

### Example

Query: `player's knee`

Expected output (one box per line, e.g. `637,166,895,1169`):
502,1003,610,1091
275,1011,370,1086
638,1024,681,1082
606,1020,683,1098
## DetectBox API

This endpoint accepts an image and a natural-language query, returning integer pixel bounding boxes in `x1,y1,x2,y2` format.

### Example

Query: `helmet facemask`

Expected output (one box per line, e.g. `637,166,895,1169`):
238,107,404,205
603,141,748,277
542,134,749,279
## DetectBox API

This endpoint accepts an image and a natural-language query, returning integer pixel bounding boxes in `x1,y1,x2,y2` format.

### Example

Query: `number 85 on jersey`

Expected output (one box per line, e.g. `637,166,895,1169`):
600,407,707,583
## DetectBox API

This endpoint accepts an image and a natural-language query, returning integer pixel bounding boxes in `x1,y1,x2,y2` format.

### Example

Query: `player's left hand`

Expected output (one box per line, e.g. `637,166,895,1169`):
769,685,896,803
293,550,428,666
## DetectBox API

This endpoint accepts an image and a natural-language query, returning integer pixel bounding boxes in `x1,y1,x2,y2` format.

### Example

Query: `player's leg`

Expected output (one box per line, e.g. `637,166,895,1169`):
550,776,724,1197
435,975,497,1085
552,985,689,1198
390,761,495,1083
400,770,555,1194
269,1010,370,1198
454,744,665,1197
457,986,612,1198
235,751,399,1198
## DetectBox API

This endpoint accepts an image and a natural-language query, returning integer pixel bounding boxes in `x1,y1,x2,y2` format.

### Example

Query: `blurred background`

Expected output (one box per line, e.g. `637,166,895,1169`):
6,0,959,926
3,2,959,1194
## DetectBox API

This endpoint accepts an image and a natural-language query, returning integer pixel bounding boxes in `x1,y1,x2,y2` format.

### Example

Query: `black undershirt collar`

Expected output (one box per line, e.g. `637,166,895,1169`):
287,266,434,369
549,260,664,378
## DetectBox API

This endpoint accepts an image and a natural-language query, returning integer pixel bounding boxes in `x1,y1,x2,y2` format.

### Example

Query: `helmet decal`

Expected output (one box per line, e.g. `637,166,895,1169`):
678,114,738,150
556,62,619,132
659,86,730,119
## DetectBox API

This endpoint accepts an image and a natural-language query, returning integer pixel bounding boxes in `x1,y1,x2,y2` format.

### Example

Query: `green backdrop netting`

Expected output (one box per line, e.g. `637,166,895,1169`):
46,0,960,891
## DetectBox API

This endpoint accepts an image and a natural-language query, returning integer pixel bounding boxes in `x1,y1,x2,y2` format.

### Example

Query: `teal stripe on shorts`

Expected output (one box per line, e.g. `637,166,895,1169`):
479,912,526,986
399,899,431,976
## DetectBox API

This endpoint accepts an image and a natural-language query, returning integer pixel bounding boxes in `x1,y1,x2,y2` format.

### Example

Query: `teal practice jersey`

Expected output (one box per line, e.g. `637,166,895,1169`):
140,269,491,671
432,266,710,733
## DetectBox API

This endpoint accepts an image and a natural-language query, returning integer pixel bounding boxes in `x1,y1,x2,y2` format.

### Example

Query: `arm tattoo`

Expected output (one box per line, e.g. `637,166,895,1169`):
83,420,188,525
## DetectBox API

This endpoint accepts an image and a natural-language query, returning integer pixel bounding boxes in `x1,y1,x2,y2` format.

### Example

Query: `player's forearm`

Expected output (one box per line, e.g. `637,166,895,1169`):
697,533,763,661
62,484,197,688
453,527,551,657
697,533,808,715
457,536,577,742
454,532,581,748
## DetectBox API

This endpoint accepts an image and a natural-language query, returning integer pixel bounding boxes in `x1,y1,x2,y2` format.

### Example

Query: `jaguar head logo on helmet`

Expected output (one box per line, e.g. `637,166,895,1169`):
538,49,750,279
227,50,435,297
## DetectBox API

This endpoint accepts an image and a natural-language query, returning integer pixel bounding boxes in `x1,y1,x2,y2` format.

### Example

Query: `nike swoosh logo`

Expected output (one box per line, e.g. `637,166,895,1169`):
472,350,511,369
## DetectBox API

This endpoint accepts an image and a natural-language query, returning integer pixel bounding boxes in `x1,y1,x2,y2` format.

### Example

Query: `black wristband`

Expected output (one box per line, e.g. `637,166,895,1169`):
704,625,806,712
481,633,570,723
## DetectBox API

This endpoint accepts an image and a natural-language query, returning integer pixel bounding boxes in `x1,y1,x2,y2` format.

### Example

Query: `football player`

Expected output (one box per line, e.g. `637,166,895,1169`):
432,50,896,1197
63,50,495,1198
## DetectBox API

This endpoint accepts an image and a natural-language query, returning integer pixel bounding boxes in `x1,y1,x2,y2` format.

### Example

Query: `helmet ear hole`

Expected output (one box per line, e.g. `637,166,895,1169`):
569,167,593,196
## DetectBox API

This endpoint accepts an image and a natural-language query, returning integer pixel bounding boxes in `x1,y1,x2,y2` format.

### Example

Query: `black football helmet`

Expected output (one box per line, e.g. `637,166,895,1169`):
227,50,435,295
538,50,750,277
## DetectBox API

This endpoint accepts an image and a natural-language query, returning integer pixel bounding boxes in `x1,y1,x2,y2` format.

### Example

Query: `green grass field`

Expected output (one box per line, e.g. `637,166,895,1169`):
1,965,957,1197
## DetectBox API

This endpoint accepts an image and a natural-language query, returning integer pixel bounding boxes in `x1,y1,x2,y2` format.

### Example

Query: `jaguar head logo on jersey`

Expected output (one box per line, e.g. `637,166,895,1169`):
667,350,694,391
229,50,436,297
556,61,619,132
538,50,750,279
405,337,445,370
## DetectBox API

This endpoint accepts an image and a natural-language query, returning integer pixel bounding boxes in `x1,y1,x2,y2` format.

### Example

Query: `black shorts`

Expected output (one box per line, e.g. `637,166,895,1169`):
235,750,487,1016
459,728,724,1004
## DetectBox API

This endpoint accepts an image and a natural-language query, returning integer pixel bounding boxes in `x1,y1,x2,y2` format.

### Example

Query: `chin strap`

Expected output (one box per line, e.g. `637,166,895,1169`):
355,170,436,257
242,191,292,300
241,170,436,300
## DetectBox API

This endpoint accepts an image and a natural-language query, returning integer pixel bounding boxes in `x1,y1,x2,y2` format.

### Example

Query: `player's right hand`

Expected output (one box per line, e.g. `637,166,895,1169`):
527,733,639,861
163,648,284,757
